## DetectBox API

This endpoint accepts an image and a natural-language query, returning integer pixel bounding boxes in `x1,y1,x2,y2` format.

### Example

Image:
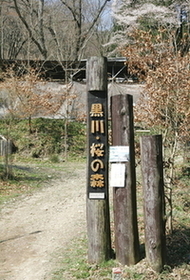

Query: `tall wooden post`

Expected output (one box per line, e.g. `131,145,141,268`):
140,135,166,272
86,56,111,263
111,94,140,265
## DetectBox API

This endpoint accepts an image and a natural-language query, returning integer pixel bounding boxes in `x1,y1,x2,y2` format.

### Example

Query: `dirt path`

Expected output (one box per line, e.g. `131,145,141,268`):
0,162,86,280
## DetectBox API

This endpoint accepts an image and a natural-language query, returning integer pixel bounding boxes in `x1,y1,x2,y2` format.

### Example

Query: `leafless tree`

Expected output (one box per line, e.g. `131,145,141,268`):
2,0,111,61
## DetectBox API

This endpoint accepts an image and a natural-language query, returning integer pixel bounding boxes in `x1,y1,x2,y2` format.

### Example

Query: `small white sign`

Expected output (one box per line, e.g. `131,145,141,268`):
109,146,130,162
112,267,122,280
89,192,105,199
110,163,126,187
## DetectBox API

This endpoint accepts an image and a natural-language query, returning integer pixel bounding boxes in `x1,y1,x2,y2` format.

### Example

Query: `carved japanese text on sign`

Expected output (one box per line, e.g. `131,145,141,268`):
90,104,105,134
90,174,104,188
90,158,104,172
90,103,104,117
90,143,104,157
91,120,104,134
90,104,105,189
88,99,108,199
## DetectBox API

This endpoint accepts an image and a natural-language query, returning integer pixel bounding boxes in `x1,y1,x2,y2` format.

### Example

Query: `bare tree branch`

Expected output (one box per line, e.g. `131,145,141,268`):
13,0,48,59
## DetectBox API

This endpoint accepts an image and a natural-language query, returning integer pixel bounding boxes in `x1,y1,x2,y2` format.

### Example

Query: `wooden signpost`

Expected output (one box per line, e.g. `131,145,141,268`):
110,94,140,265
86,57,165,270
86,56,111,263
140,135,166,272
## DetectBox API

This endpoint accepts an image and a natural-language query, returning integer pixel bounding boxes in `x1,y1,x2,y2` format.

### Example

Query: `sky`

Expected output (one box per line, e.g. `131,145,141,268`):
101,1,113,30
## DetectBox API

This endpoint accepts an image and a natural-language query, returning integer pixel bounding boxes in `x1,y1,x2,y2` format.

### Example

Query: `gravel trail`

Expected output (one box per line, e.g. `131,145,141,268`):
0,162,86,280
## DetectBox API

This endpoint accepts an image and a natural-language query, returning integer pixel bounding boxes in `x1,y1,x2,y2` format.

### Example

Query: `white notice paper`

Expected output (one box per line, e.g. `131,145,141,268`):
109,146,130,162
110,163,126,187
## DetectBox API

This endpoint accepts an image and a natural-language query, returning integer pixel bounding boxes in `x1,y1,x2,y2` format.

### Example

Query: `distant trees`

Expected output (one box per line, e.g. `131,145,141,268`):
109,0,190,56
0,68,65,132
127,29,189,232
110,1,190,233
0,68,62,177
0,0,112,60
0,0,28,60
0,67,86,162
